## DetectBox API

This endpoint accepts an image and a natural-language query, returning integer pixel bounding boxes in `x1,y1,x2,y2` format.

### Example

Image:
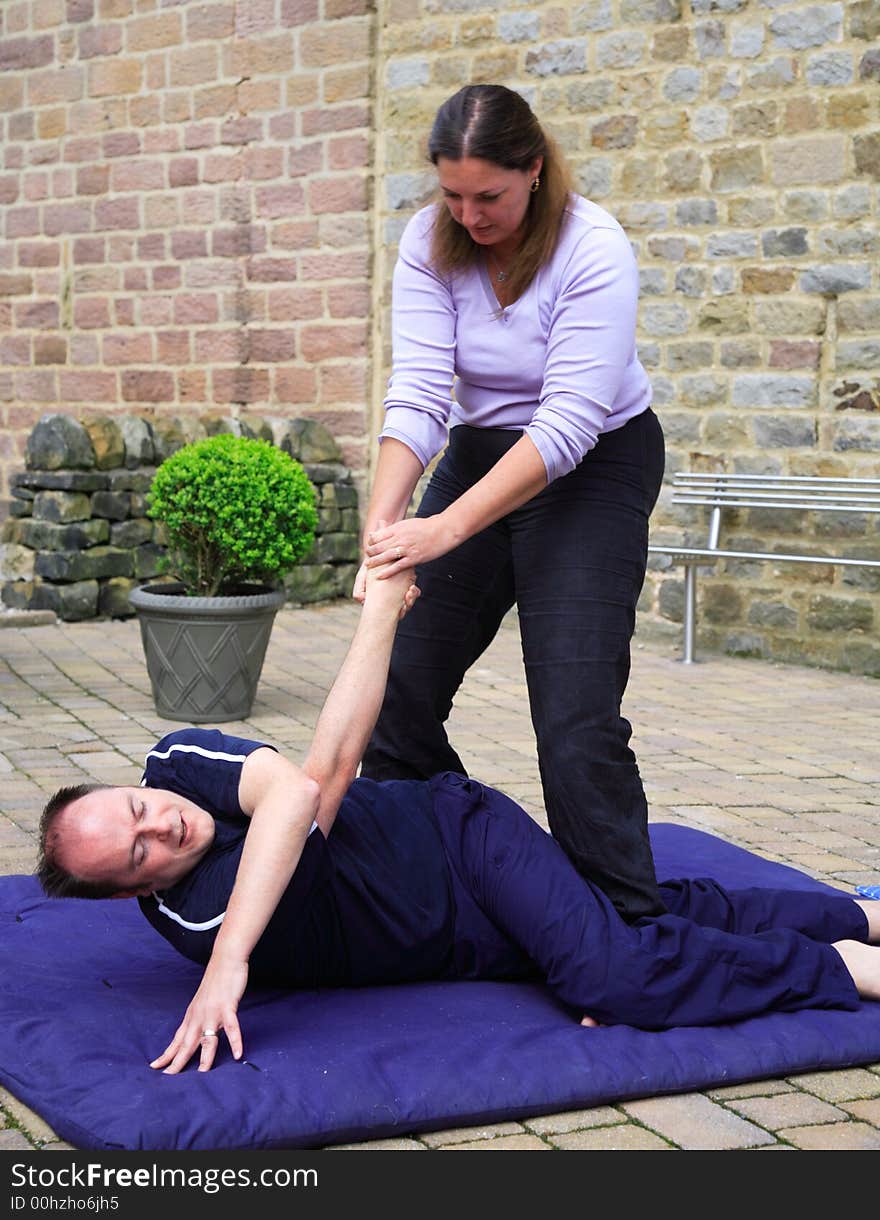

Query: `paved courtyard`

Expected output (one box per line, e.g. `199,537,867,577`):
1,603,879,1151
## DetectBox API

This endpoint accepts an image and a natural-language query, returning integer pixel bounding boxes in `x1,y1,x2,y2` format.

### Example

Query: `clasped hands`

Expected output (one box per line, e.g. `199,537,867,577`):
359,523,421,618
354,515,455,604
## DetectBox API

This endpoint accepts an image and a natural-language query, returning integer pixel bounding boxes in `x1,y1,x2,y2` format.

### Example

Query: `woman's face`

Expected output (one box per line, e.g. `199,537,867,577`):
436,155,543,254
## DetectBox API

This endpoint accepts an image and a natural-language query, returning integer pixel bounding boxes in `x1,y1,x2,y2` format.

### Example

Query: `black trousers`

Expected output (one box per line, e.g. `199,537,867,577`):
361,409,667,920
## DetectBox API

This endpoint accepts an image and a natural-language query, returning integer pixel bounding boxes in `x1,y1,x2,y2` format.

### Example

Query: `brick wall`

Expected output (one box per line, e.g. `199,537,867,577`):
376,0,880,673
0,0,374,507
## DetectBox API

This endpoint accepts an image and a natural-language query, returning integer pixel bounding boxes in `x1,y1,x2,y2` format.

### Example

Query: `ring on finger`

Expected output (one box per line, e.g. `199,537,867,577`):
396,546,403,560
201,1029,218,1039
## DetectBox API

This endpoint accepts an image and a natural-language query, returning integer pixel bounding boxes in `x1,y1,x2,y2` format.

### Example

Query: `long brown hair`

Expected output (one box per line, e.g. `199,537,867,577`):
427,84,574,301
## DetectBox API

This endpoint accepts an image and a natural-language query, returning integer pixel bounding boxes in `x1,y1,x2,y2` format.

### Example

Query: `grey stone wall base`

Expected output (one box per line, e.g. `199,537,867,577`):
2,412,361,623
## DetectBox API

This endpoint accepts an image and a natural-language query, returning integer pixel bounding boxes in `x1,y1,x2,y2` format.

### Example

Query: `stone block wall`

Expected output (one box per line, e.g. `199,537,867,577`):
0,411,360,620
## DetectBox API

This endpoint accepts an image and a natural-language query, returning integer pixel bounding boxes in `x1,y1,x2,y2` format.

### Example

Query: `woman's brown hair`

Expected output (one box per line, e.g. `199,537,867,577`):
427,84,574,302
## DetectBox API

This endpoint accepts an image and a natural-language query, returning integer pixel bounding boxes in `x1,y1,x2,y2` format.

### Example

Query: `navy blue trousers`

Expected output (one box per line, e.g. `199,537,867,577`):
429,774,865,1030
362,412,667,920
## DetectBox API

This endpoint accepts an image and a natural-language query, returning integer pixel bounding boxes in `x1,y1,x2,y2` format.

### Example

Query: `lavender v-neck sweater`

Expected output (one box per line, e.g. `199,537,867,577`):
380,194,653,484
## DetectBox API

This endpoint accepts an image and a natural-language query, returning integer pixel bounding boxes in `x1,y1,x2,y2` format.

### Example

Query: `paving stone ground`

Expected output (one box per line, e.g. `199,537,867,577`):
1,604,879,1151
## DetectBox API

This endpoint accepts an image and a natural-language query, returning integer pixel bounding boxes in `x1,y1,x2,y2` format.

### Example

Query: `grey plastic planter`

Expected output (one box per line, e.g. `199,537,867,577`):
129,582,285,723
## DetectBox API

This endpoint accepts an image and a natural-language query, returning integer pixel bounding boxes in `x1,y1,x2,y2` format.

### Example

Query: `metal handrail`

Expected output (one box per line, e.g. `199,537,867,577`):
672,474,880,486
672,483,880,494
654,475,878,668
670,472,880,512
654,472,880,664
671,495,880,512
673,483,880,493
648,546,880,567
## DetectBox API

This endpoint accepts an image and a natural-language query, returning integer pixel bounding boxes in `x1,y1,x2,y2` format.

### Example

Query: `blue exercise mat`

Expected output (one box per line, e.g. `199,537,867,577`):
1,824,879,1151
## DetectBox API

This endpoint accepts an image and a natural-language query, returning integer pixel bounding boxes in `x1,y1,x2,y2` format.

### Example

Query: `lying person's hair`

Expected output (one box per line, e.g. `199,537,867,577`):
38,783,115,899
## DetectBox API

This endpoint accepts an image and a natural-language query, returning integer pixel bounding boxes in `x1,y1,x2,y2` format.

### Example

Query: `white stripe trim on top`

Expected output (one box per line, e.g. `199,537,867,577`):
146,743,251,764
153,897,226,932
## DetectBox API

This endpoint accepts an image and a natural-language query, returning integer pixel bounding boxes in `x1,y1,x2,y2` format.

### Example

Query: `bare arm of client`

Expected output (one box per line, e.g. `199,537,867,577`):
151,558,417,1074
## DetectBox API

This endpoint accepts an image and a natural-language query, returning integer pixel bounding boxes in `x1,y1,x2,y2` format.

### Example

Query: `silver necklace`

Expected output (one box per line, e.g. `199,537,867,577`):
488,252,510,283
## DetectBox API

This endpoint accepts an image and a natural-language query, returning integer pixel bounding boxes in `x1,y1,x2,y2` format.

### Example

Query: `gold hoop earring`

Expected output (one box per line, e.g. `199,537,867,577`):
530,177,540,193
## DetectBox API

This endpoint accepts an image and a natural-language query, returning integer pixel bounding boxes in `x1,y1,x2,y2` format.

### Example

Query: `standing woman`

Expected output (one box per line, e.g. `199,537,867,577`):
358,84,666,921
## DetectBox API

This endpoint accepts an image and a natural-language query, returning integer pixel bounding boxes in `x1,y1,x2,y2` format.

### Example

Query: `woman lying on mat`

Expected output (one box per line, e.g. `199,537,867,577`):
37,562,880,1074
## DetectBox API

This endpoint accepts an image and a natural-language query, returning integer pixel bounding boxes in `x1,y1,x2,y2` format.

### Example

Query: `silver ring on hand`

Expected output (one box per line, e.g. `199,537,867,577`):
201,1029,218,1038
396,547,403,560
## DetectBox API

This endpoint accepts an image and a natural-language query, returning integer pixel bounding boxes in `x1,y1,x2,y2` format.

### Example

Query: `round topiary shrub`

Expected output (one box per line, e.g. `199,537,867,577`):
148,433,318,597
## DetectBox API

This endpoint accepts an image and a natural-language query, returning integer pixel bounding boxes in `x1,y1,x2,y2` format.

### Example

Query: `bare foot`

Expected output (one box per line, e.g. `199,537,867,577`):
833,939,880,1000
580,1015,603,1028
855,899,880,944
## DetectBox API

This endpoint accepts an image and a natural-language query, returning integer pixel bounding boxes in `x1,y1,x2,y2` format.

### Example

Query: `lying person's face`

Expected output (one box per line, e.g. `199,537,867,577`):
55,787,216,896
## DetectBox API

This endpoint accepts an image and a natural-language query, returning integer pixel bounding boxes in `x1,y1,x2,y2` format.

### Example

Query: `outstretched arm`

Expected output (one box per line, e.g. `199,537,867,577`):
149,750,319,1075
303,561,418,832
151,561,418,1074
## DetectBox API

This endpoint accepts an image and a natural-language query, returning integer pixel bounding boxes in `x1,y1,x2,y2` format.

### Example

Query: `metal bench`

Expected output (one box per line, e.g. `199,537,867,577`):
648,472,880,663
